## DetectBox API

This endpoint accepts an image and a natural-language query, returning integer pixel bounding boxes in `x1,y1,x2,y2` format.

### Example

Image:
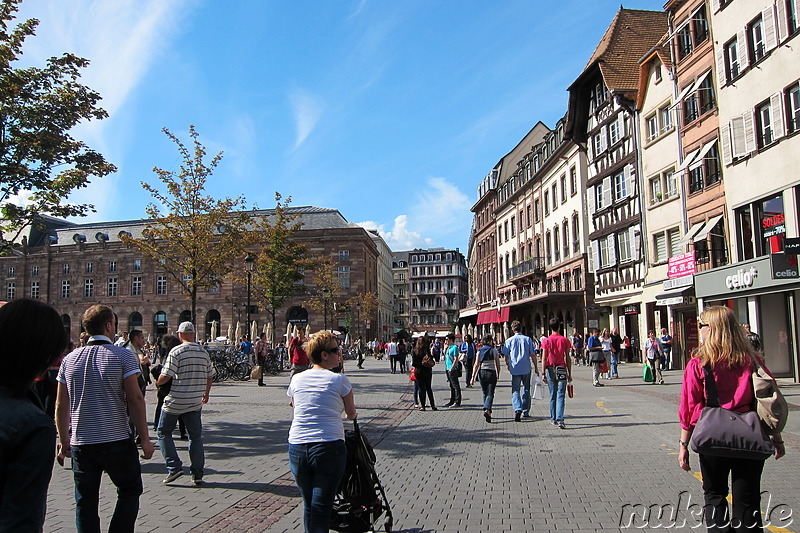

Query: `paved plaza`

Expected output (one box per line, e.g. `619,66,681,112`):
44,358,800,533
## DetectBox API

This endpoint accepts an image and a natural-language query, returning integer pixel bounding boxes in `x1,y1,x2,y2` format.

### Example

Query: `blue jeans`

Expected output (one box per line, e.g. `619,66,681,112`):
478,369,497,411
158,409,204,477
71,438,143,533
289,440,347,533
546,368,567,422
610,355,619,377
511,373,531,415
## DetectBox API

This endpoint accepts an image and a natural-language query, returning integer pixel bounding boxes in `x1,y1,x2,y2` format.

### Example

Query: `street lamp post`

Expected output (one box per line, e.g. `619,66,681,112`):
356,302,361,341
322,287,329,331
245,253,255,341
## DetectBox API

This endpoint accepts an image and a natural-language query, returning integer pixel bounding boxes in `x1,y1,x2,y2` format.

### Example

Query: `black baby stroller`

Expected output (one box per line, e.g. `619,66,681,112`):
330,420,393,533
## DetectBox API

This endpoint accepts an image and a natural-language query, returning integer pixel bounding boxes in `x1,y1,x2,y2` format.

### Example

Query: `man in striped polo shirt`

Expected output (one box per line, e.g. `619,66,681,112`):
156,321,214,485
56,304,155,532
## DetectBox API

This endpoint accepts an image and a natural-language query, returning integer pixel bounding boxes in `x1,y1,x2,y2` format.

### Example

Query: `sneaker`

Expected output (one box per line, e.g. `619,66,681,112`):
484,411,491,423
514,411,522,422
597,382,605,387
430,406,438,411
192,476,203,486
163,471,184,484
558,421,566,429
551,419,558,426
522,412,530,418
659,379,665,385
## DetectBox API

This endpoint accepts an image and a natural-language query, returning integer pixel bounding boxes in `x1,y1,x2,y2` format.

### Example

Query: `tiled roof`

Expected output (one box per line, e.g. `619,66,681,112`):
580,9,669,95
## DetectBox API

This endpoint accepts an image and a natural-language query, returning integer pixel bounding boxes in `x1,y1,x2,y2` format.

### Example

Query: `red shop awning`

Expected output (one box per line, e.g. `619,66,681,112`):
476,307,511,325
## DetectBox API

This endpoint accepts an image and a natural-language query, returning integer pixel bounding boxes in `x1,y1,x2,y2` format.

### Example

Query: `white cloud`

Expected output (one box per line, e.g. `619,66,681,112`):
357,176,470,251
289,88,324,149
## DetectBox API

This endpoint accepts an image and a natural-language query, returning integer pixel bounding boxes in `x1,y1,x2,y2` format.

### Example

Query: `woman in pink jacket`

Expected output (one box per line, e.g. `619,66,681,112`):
678,306,785,532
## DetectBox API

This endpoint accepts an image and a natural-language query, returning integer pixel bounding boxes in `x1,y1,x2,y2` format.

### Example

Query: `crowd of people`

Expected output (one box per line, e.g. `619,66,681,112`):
0,295,787,533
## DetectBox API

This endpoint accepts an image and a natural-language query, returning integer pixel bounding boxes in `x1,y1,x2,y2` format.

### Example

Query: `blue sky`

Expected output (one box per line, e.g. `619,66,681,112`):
17,0,663,253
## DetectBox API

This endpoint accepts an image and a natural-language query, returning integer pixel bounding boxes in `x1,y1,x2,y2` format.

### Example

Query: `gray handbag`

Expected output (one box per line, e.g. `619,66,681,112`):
691,365,774,460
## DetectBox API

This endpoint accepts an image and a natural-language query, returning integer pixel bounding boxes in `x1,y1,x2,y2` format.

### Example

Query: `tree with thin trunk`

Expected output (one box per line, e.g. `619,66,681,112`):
304,257,343,330
250,193,312,344
0,0,115,251
345,291,380,340
121,125,252,324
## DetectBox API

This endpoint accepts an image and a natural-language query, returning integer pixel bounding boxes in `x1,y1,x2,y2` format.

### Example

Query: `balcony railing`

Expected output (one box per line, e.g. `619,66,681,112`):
507,257,545,281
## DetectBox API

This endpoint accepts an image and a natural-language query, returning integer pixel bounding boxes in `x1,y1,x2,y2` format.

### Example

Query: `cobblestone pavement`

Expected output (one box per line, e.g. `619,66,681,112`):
44,359,800,533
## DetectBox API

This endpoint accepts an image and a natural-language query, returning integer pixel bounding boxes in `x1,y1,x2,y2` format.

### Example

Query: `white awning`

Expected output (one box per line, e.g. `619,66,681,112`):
688,139,717,171
678,222,706,246
676,148,701,172
678,70,712,102
693,215,724,242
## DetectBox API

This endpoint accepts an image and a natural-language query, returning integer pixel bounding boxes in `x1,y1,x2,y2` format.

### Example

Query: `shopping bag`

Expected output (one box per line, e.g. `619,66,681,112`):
599,360,609,374
532,374,544,400
409,367,416,381
250,365,262,380
567,383,574,399
643,364,654,383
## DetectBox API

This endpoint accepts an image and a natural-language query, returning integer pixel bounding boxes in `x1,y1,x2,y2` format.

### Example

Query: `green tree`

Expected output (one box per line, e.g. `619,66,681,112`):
345,291,380,340
250,193,312,343
0,0,115,250
121,125,252,324
304,256,342,330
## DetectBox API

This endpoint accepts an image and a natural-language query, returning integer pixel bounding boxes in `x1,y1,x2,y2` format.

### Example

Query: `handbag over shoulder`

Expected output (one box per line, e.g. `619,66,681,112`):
691,365,774,460
750,355,788,435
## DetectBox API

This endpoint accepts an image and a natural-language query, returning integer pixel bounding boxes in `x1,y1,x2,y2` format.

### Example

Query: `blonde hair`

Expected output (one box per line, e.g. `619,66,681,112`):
303,330,338,365
601,328,610,338
695,306,757,369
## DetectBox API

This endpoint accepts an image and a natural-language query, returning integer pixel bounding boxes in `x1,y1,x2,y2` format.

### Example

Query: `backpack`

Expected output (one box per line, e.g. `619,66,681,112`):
397,342,407,356
432,342,441,356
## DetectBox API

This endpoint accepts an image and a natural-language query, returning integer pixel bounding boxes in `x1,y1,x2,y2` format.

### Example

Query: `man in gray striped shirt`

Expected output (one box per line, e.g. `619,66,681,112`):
156,321,214,485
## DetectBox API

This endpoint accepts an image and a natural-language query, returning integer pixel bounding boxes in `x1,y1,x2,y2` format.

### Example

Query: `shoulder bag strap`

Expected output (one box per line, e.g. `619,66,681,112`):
702,364,721,408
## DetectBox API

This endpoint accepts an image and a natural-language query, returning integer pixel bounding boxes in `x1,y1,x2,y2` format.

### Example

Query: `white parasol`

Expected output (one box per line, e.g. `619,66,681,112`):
210,320,218,341
266,322,273,345
344,333,350,346
503,321,510,341
286,322,293,342
227,324,232,342
250,321,258,341
454,325,461,338
234,321,241,342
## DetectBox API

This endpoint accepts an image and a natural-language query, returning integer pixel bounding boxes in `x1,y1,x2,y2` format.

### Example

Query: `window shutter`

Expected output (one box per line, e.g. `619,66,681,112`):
619,113,626,138
764,6,778,51
715,48,727,86
736,28,748,68
601,126,608,152
720,123,733,165
771,93,785,139
626,163,636,197
731,115,746,157
630,226,640,260
607,234,617,265
710,0,720,13
602,177,612,207
587,186,596,218
743,111,757,153
776,0,789,42
590,240,599,273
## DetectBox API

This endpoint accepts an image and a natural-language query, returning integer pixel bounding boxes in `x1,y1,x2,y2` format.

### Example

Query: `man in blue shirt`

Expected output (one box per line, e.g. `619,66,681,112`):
501,321,539,422
660,328,673,370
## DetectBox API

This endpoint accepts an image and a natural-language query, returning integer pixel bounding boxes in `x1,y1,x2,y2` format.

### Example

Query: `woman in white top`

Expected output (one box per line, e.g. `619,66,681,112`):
287,331,357,533
600,329,613,379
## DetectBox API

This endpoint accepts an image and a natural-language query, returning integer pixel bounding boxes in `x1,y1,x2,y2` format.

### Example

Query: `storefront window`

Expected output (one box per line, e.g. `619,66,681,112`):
759,194,785,255
736,205,755,260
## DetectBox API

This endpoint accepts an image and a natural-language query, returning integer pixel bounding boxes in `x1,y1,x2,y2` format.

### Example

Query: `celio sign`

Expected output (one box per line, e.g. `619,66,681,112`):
725,267,758,290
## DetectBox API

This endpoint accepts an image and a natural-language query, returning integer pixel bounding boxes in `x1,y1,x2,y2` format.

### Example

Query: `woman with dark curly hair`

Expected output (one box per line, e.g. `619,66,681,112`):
0,299,68,531
678,306,785,532
287,330,357,533
411,336,437,411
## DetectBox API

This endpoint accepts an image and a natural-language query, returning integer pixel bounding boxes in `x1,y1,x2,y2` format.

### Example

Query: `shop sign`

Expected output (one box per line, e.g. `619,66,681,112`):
784,237,800,256
656,296,696,307
623,304,640,315
762,213,786,239
584,306,600,312
667,252,696,279
664,275,693,291
725,266,758,290
770,253,799,279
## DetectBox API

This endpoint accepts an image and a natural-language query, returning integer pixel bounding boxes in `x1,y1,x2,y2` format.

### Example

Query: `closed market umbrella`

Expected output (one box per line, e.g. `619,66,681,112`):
454,325,461,338
503,321,510,341
227,324,232,342
251,321,257,341
210,320,218,341
266,322,273,345
234,321,241,342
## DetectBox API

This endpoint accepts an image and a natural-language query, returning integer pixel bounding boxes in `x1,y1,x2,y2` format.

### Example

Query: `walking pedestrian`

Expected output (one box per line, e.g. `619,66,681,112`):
540,318,573,429
571,330,584,366
430,336,442,362
644,331,665,385
443,333,462,407
600,329,613,380
152,335,187,439
660,328,673,370
501,321,539,421
460,334,477,387
0,299,68,532
255,332,270,386
412,336,437,411
610,328,623,378
469,334,501,422
56,304,155,532
287,330,358,533
157,322,214,485
387,337,399,373
290,327,310,377
587,329,605,387
678,306,785,532
743,323,762,352
397,338,408,373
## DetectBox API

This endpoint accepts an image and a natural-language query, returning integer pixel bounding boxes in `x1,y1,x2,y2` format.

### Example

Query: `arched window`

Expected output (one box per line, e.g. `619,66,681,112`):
179,310,192,324
205,309,221,341
129,312,143,330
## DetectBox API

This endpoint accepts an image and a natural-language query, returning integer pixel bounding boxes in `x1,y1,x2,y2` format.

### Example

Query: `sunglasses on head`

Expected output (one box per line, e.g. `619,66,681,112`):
326,346,340,353
698,321,709,329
